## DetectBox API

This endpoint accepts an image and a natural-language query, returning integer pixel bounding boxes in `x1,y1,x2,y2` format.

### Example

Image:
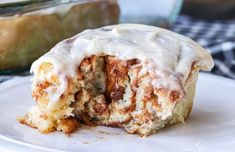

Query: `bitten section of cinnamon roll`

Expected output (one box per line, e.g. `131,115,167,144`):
18,24,214,136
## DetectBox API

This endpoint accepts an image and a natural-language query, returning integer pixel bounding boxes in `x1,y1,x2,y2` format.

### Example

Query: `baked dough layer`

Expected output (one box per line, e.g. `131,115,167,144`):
19,55,199,136
18,24,213,136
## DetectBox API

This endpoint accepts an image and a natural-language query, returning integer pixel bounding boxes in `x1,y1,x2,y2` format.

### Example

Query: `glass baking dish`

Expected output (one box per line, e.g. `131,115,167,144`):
118,0,183,28
0,0,119,74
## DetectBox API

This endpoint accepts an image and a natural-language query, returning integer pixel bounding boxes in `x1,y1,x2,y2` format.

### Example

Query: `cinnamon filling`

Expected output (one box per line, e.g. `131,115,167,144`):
71,55,140,126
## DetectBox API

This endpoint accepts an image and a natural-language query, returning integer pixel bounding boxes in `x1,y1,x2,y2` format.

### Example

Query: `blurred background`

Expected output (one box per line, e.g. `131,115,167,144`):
119,0,235,79
0,0,235,81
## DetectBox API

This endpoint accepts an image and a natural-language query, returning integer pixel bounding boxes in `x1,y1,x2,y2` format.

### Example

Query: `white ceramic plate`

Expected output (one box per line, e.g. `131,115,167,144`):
0,73,235,152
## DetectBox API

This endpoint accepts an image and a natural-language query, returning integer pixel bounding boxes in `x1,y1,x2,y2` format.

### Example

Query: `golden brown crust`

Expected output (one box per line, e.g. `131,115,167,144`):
57,117,79,134
17,117,37,129
17,115,56,134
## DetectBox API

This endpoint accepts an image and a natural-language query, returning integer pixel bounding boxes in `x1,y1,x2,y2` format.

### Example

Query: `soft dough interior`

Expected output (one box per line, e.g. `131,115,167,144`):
18,55,199,136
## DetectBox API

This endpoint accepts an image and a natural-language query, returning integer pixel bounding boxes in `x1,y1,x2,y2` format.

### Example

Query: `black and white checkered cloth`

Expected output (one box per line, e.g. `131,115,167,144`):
1,15,235,82
171,15,235,79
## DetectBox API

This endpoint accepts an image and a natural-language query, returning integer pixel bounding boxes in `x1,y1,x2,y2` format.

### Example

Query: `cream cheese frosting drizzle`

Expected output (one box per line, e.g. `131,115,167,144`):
31,24,214,107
